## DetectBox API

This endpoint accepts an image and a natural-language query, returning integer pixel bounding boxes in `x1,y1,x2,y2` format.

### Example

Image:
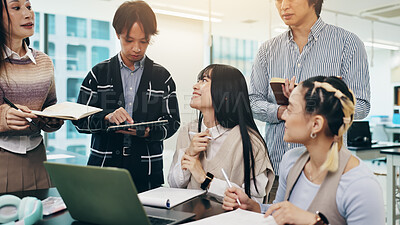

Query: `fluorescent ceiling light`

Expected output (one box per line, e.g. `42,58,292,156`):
153,9,222,22
364,41,400,51
150,2,223,17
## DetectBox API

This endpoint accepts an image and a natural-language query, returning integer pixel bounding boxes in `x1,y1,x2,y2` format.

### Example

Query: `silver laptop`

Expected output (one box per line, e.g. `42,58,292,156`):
44,162,195,225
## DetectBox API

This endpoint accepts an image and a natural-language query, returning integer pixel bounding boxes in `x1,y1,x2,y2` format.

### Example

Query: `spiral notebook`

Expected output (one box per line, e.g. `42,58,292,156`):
138,187,206,209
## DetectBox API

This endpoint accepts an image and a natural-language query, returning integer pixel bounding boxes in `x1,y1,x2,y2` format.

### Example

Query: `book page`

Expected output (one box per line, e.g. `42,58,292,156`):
270,77,298,85
31,102,102,120
138,187,206,209
270,77,286,83
183,208,277,225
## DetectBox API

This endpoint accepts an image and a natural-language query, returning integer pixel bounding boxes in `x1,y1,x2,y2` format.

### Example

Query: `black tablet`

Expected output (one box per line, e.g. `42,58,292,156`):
106,120,169,132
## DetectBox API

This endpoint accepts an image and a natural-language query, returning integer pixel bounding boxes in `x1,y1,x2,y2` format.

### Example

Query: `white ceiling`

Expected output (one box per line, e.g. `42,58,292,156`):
35,0,400,46
144,0,400,24
143,0,400,44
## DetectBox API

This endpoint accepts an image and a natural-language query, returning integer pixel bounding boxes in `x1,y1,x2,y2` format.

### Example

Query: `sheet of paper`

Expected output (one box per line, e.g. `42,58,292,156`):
42,197,67,216
47,154,75,160
183,208,277,225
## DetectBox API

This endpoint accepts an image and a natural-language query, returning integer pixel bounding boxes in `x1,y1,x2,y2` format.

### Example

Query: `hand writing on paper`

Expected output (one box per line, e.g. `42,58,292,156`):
222,187,260,212
265,201,316,225
187,130,211,157
181,154,206,183
5,104,37,130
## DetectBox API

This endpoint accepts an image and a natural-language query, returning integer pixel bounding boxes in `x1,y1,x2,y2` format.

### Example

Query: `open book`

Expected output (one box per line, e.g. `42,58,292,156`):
31,102,103,120
138,187,206,209
270,77,297,105
183,208,277,225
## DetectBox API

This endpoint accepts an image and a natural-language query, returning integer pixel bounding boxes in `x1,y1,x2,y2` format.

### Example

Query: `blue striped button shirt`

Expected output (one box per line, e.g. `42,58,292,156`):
249,18,370,175
118,53,145,146
118,53,145,117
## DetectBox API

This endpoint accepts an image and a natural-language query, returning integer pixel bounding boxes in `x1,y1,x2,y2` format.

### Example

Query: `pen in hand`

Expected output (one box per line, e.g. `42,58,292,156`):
189,131,212,140
221,168,241,206
3,97,34,123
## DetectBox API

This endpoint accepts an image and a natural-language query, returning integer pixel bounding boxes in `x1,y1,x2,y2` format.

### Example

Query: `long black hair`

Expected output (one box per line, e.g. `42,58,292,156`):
196,64,269,197
0,0,30,96
0,0,10,72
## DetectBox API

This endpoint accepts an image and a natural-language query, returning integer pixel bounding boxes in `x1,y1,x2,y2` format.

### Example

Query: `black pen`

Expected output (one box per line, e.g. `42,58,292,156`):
3,97,33,123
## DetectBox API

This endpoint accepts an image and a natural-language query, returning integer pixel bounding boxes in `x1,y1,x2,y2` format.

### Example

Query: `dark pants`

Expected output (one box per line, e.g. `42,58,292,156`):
268,176,279,204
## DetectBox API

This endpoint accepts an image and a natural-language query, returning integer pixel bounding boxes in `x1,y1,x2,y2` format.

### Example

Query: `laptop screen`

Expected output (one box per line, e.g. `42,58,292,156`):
43,162,195,225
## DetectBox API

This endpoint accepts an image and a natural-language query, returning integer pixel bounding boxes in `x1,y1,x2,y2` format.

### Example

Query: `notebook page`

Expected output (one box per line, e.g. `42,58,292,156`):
183,208,277,225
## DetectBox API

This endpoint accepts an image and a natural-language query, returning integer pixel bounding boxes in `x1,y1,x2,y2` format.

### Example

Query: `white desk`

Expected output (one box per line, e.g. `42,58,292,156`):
381,147,400,225
384,125,400,142
348,142,400,160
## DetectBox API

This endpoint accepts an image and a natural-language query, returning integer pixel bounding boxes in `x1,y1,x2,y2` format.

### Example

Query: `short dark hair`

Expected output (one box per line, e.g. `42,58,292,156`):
112,1,158,40
308,0,323,17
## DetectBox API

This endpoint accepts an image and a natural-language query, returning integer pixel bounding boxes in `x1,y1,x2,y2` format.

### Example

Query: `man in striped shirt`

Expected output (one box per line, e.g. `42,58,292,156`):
249,0,370,202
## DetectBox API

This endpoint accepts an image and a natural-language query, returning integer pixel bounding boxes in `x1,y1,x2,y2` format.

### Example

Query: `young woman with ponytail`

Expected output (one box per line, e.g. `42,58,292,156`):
223,76,384,225
168,64,274,203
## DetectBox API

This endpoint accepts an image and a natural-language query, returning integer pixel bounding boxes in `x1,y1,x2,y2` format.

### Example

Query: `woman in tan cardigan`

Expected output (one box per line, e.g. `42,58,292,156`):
168,64,274,203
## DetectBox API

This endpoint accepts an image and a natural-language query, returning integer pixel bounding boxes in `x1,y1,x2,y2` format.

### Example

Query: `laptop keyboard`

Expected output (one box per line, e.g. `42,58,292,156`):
148,216,176,225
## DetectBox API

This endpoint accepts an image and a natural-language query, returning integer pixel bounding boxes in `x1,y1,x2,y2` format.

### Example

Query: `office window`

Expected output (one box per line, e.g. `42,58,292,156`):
67,17,87,38
48,14,56,35
33,41,39,50
66,120,85,139
35,12,40,33
92,20,110,40
31,13,116,159
33,41,55,55
67,78,83,102
92,46,109,67
48,42,55,57
34,13,55,35
48,132,55,139
67,145,86,155
67,45,86,71
66,78,85,139
212,36,259,77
